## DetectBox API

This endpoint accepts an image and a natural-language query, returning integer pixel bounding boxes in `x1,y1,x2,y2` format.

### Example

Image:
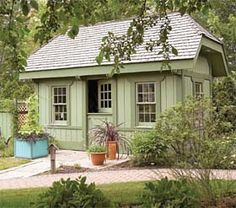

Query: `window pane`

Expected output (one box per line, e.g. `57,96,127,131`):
138,105,144,113
136,83,156,125
151,114,156,122
99,82,112,111
139,114,144,122
138,94,143,102
63,96,66,103
137,84,142,93
53,87,67,122
144,84,149,92
148,93,155,102
149,84,154,92
144,114,149,122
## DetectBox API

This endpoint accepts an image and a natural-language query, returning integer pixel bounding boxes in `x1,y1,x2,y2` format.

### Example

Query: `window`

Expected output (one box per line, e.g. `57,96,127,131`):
98,81,112,113
194,82,203,98
136,82,156,126
52,86,67,124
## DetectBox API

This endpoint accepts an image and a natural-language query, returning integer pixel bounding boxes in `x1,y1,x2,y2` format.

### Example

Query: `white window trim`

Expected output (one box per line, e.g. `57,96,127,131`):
194,82,204,98
51,86,69,126
98,80,112,113
136,82,156,127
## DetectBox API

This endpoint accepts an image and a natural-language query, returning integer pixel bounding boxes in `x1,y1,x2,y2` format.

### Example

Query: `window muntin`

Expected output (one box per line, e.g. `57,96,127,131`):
136,82,156,126
98,81,112,113
195,82,203,98
52,86,67,124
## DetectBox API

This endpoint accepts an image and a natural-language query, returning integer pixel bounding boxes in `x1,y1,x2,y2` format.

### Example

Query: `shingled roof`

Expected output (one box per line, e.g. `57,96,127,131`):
26,12,221,72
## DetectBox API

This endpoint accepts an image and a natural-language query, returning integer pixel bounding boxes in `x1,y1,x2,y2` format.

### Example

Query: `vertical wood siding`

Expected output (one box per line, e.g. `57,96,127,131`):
0,112,12,139
184,76,193,97
194,56,210,75
38,79,85,150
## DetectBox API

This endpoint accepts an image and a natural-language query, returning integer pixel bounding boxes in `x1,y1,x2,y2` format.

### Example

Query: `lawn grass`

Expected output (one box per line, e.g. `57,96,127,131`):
0,181,146,208
0,157,29,170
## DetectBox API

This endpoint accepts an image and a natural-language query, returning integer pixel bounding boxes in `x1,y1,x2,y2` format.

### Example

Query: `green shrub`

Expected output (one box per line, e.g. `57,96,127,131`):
0,137,13,157
155,97,236,169
213,73,236,133
130,130,169,166
142,178,200,208
32,177,112,208
87,145,106,153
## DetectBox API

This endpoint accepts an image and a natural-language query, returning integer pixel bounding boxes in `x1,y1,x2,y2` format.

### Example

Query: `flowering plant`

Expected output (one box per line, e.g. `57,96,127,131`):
18,94,49,141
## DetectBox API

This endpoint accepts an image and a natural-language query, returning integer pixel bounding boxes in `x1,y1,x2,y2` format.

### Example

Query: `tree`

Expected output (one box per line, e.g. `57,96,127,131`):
0,0,210,82
194,0,236,71
213,72,236,133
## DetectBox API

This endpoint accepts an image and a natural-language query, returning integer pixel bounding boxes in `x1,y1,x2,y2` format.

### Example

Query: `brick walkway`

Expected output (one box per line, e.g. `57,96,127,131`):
0,169,166,190
0,168,236,190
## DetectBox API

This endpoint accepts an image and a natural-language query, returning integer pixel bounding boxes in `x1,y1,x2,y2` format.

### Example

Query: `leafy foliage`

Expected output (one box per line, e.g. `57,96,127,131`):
130,130,168,166
155,98,236,169
89,121,130,154
0,0,211,85
18,94,47,141
213,73,236,133
194,0,236,71
87,145,106,153
32,177,112,208
0,136,13,157
142,178,200,208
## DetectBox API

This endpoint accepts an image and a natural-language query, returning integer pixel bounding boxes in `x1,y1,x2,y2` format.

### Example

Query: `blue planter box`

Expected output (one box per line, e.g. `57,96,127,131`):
14,138,48,159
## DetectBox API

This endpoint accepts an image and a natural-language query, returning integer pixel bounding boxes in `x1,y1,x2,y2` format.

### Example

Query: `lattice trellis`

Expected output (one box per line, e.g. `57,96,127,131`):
17,101,28,128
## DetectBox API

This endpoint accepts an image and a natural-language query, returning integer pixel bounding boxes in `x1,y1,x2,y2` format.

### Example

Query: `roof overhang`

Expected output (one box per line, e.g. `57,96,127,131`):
194,36,229,77
20,59,194,80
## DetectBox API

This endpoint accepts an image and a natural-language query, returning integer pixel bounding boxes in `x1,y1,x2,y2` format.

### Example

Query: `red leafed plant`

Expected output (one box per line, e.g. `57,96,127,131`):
89,121,130,155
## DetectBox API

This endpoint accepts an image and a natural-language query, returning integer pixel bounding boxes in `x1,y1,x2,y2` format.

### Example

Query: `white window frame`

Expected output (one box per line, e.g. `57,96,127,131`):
136,82,156,127
194,82,204,98
52,86,68,125
98,80,112,113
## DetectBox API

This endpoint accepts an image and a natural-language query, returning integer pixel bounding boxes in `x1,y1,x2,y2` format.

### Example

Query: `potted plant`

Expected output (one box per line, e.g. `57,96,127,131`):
89,121,129,160
14,94,49,159
87,145,106,165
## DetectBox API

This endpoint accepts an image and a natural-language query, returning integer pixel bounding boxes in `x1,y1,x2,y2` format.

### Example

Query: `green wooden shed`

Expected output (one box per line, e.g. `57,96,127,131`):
20,12,228,150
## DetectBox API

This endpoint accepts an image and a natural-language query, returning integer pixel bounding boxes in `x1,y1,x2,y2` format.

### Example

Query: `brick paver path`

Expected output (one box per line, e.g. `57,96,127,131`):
1,168,236,190
0,169,167,190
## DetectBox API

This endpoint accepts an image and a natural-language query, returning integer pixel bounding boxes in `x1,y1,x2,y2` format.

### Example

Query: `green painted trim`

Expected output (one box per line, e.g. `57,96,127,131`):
82,80,88,148
201,37,229,75
49,84,71,126
182,70,211,80
20,60,194,80
47,125,83,130
58,141,86,151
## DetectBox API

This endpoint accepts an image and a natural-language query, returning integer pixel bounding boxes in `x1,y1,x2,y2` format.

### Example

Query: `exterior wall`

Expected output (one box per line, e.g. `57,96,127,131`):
183,55,212,98
193,56,211,75
36,55,213,150
0,112,12,139
37,79,86,150
161,75,182,112
116,73,163,129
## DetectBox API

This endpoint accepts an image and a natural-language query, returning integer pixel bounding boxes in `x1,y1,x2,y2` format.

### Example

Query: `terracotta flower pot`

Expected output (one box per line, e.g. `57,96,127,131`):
107,141,117,160
90,152,106,165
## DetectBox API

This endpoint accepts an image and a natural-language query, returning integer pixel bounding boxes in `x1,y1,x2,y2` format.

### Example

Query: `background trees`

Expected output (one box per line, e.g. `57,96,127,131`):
0,0,235,101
